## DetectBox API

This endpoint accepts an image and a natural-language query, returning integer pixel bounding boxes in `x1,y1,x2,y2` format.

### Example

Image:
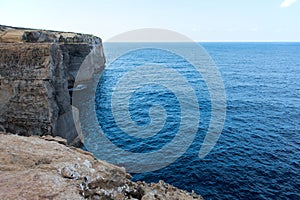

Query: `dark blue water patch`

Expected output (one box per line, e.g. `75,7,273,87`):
95,47,211,154
96,84,181,153
88,43,300,199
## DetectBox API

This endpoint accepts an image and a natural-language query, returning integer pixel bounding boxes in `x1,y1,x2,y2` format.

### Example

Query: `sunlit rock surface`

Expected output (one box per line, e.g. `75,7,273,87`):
0,133,204,200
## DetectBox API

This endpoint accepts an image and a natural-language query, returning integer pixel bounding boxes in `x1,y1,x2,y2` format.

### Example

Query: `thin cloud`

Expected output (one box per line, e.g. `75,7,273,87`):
280,0,297,8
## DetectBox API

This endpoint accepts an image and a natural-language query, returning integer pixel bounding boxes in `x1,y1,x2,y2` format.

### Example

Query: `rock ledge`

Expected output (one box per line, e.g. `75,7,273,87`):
0,133,204,200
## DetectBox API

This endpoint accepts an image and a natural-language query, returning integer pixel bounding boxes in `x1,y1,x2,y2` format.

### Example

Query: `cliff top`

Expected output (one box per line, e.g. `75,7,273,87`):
0,25,101,44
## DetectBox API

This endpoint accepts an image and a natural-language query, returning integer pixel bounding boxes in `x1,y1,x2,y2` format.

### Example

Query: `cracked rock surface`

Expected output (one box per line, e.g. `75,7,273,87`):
0,133,204,200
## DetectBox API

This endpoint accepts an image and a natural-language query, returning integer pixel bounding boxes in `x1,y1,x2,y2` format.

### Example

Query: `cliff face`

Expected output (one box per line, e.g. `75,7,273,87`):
0,25,105,146
0,133,203,200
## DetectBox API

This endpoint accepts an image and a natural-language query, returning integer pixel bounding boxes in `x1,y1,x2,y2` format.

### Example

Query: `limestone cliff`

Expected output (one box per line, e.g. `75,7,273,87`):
0,133,203,200
0,25,105,146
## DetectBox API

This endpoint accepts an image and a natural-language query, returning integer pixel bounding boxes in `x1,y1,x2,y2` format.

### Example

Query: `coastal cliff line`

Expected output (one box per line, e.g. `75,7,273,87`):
0,25,105,146
0,25,204,199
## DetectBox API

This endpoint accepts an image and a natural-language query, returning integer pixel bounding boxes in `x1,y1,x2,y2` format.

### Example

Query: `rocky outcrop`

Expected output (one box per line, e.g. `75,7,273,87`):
0,25,105,146
0,133,203,200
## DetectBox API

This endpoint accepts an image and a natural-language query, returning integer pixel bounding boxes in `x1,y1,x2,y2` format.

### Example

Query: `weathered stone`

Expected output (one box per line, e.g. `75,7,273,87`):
0,25,106,145
0,133,204,200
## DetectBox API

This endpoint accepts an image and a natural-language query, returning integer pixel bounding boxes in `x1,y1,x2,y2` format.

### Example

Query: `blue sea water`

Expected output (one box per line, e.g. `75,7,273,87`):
78,42,300,199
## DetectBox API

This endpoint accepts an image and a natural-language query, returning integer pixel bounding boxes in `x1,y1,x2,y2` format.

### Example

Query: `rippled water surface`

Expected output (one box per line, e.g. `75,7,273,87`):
78,43,300,199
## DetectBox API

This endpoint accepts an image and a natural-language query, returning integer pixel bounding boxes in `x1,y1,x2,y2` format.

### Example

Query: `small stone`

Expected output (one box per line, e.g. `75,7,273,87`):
60,165,80,179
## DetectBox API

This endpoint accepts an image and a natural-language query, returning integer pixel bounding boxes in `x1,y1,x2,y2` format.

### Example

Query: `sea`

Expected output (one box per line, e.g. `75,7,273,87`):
75,42,300,199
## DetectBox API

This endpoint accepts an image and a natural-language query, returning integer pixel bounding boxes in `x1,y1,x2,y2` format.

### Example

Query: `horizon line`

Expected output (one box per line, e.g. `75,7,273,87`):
103,41,300,43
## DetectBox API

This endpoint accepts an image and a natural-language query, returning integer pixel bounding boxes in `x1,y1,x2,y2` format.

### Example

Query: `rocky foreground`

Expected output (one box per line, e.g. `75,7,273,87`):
0,133,203,200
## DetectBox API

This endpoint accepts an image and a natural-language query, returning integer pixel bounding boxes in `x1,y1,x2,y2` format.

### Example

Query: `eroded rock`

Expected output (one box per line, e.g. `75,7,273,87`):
0,133,204,200
0,25,106,146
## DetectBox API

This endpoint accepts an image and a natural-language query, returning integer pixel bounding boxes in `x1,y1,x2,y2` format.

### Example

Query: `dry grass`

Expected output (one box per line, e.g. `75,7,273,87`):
0,29,27,43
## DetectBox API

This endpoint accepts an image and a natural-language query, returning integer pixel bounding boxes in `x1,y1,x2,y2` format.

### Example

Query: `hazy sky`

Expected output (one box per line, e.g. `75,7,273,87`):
1,0,299,41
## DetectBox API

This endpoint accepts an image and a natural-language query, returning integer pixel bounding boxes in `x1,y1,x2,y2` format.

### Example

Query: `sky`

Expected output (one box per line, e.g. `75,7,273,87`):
0,0,299,42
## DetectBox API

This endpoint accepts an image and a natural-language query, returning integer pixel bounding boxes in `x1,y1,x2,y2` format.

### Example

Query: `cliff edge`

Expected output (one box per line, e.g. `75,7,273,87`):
0,25,105,146
0,133,203,200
